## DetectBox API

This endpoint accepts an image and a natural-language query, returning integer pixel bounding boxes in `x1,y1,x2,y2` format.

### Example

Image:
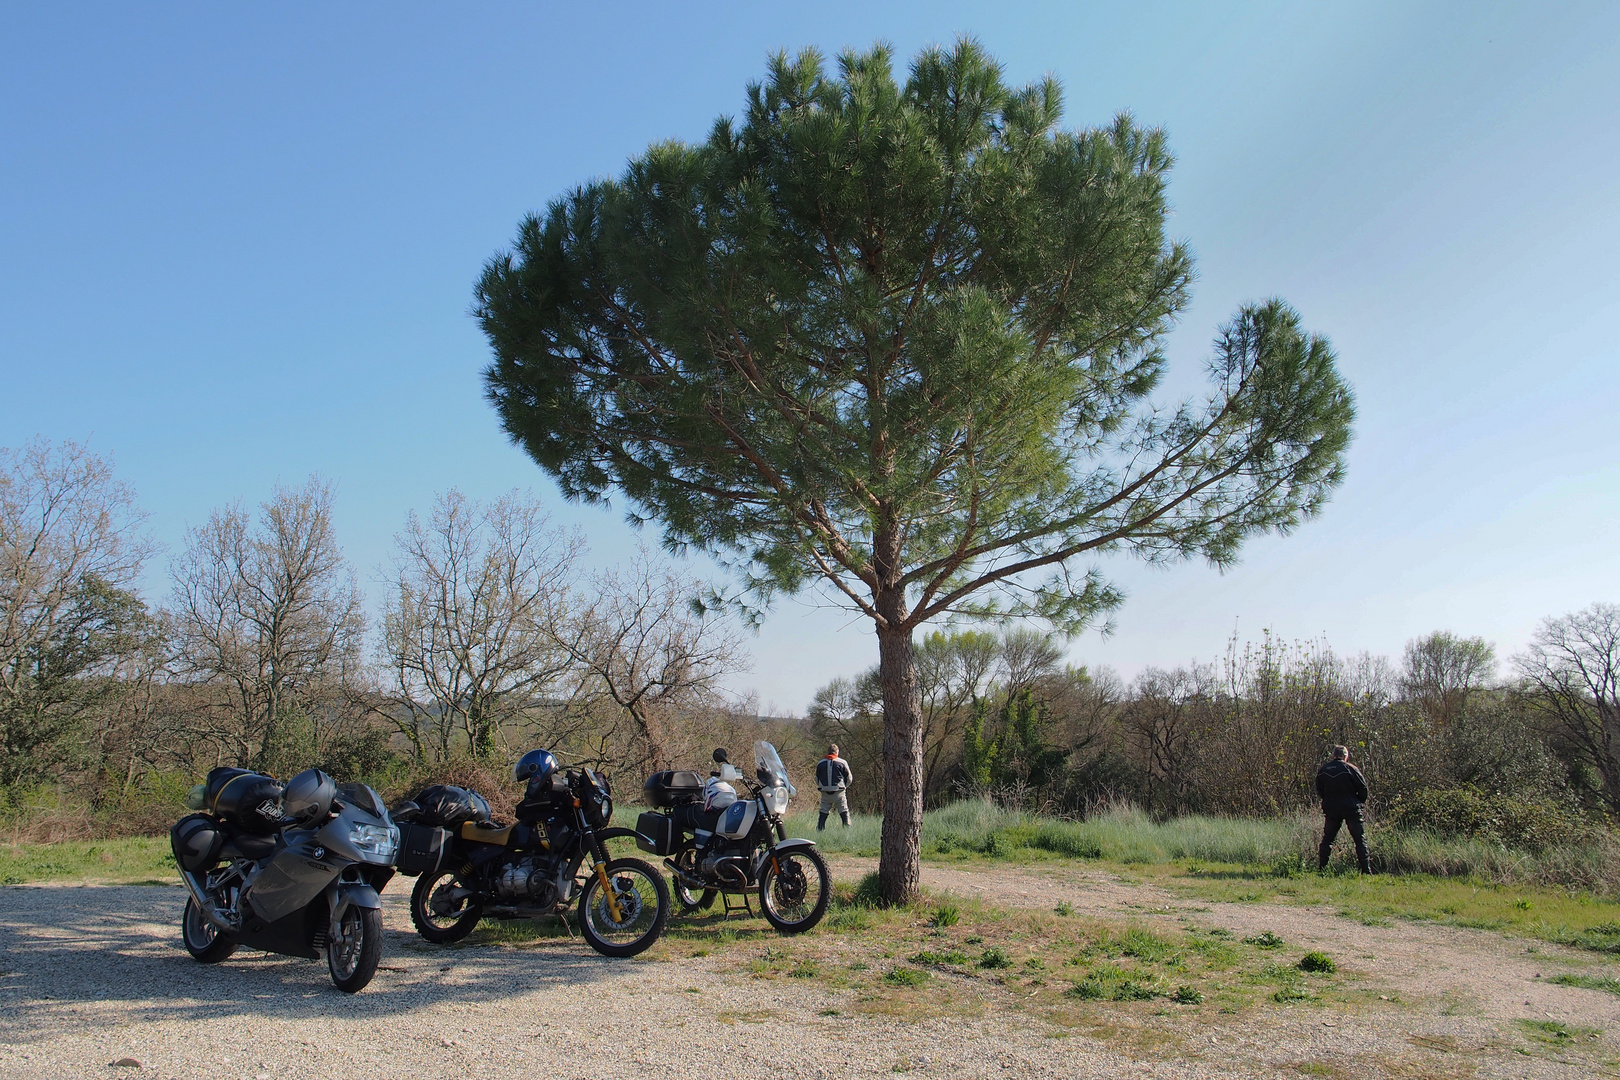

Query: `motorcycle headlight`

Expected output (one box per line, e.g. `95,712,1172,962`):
764,786,789,816
350,822,398,860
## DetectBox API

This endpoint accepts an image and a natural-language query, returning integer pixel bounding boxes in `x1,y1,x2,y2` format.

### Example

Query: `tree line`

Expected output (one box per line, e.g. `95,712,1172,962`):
0,439,750,830
808,610,1620,830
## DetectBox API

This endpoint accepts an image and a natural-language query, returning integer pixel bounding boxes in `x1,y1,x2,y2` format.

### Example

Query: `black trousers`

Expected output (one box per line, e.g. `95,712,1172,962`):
1320,810,1369,872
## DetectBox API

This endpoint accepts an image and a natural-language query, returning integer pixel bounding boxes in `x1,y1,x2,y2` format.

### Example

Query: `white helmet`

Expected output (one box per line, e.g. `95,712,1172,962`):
704,777,738,811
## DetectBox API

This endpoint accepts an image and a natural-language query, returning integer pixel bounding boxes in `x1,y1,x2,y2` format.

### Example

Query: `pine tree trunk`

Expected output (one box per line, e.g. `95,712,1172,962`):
876,605,923,905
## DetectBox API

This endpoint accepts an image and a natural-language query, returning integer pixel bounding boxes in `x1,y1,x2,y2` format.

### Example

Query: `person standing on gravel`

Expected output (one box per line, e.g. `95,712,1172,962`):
1316,745,1371,873
815,744,853,830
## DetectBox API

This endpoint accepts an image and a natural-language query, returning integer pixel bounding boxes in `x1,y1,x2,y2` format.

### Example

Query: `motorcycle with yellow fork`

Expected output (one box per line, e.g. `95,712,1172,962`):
392,751,670,958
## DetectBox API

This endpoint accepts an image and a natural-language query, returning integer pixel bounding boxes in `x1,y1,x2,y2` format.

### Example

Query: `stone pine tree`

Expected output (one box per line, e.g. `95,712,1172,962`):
476,41,1355,902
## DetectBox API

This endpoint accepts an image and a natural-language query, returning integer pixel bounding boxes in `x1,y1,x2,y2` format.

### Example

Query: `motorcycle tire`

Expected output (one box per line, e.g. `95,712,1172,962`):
758,846,831,934
410,869,484,943
181,897,237,964
578,856,670,958
327,905,382,993
675,880,717,913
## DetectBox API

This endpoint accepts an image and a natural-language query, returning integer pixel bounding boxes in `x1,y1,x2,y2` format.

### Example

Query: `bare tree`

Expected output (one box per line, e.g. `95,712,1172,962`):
0,440,153,792
169,478,364,770
380,490,581,763
557,551,746,774
1402,631,1496,725
1515,602,1620,813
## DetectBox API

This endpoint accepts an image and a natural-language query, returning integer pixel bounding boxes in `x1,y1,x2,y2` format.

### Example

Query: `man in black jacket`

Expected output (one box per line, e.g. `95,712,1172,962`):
815,744,853,830
1315,745,1371,873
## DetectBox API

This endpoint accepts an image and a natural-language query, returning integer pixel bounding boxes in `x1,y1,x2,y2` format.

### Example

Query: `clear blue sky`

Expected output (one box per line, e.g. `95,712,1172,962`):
3,2,1616,713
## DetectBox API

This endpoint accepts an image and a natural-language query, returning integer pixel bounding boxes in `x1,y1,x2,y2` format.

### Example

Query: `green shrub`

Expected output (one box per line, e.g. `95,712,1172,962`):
1172,985,1204,1004
1065,978,1106,1000
930,903,961,928
1245,931,1285,949
1112,979,1157,1001
1385,787,1594,853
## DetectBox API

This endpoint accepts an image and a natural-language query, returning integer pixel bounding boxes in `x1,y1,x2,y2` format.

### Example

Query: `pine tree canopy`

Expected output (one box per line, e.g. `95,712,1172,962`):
477,39,1354,639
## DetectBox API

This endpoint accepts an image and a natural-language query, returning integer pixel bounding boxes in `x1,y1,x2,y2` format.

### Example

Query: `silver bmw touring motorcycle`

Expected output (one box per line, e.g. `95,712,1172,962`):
170,766,399,992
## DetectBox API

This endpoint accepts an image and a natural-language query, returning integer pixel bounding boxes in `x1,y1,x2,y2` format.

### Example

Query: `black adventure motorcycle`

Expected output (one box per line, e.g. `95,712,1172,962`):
170,766,398,992
391,750,670,957
636,741,831,933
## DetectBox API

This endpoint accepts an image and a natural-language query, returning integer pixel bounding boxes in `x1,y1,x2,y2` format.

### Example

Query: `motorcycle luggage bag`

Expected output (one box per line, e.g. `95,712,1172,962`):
204,767,285,836
642,770,703,808
635,810,676,856
413,785,493,828
395,822,451,876
171,813,226,873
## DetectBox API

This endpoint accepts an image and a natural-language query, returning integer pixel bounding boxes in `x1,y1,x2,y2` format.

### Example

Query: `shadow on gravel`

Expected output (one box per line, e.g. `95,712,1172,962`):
0,884,633,1045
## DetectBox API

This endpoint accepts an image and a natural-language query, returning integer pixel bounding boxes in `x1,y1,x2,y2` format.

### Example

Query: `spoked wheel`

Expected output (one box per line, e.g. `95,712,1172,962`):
578,857,670,958
758,846,831,934
670,850,716,913
410,869,483,943
675,880,717,913
181,897,237,963
327,905,382,993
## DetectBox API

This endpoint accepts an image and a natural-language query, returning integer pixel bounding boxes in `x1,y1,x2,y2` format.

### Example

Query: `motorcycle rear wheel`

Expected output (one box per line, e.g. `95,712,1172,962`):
578,857,670,958
181,897,237,963
758,847,831,934
410,869,484,943
327,905,382,993
675,880,717,913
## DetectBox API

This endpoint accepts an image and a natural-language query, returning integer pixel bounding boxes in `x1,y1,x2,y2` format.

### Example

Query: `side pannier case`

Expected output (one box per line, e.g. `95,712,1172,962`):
642,770,703,808
395,822,451,877
205,767,285,835
634,811,676,856
171,813,225,873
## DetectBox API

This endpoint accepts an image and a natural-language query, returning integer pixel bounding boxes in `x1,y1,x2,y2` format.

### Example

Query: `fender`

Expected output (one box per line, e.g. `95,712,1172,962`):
753,836,817,878
326,881,380,932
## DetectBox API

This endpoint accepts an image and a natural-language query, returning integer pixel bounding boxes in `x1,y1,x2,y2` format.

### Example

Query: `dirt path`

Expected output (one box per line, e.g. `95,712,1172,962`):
1,869,1617,1080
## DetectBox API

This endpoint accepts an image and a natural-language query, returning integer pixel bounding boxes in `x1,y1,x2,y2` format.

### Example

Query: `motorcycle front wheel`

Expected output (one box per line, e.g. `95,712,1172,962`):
410,869,484,943
578,857,670,958
758,846,831,934
327,905,382,993
181,897,237,963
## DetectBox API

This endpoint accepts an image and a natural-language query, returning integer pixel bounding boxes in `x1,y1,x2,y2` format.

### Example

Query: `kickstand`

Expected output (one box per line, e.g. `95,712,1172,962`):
721,890,755,919
555,911,577,939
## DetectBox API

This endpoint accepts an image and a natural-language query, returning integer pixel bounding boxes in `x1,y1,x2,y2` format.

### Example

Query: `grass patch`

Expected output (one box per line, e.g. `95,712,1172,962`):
1245,931,1285,949
0,837,175,885
977,946,1013,969
1515,1018,1602,1046
910,948,969,966
1547,972,1620,995
882,966,931,987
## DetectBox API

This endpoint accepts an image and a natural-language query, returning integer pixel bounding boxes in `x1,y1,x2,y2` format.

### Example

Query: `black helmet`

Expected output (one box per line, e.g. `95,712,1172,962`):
283,768,337,825
513,749,559,784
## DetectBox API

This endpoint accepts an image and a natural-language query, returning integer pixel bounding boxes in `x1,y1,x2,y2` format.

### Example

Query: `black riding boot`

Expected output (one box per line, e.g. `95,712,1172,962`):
817,812,828,831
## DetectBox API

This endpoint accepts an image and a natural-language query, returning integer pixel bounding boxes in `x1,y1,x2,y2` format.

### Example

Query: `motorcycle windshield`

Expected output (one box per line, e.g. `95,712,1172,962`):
753,741,796,796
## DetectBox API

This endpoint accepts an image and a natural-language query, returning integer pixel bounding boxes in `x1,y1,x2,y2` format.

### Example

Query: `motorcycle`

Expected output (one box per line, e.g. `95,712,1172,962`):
392,751,670,958
170,766,398,993
636,741,831,933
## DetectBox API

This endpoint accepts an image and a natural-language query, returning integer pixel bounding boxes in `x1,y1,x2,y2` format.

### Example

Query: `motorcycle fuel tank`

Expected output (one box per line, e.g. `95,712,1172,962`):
716,799,758,839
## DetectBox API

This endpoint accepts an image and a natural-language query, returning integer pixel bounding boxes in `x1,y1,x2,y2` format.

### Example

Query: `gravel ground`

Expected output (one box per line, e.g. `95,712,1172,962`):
2,868,1617,1080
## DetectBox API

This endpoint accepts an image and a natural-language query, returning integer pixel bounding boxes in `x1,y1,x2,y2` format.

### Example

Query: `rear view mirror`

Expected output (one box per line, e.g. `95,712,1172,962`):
712,747,729,764
391,799,422,823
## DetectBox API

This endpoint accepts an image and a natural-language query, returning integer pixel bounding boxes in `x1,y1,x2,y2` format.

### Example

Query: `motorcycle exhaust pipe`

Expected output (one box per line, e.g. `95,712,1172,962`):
179,869,236,933
662,858,706,890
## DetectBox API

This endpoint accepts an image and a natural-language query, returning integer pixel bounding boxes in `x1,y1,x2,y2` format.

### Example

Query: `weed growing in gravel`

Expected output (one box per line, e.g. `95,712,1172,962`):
1515,1018,1602,1046
1245,931,1285,948
1297,951,1337,974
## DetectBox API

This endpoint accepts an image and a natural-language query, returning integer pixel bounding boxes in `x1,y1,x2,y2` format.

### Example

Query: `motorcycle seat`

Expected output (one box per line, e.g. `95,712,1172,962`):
460,821,513,847
221,833,278,860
